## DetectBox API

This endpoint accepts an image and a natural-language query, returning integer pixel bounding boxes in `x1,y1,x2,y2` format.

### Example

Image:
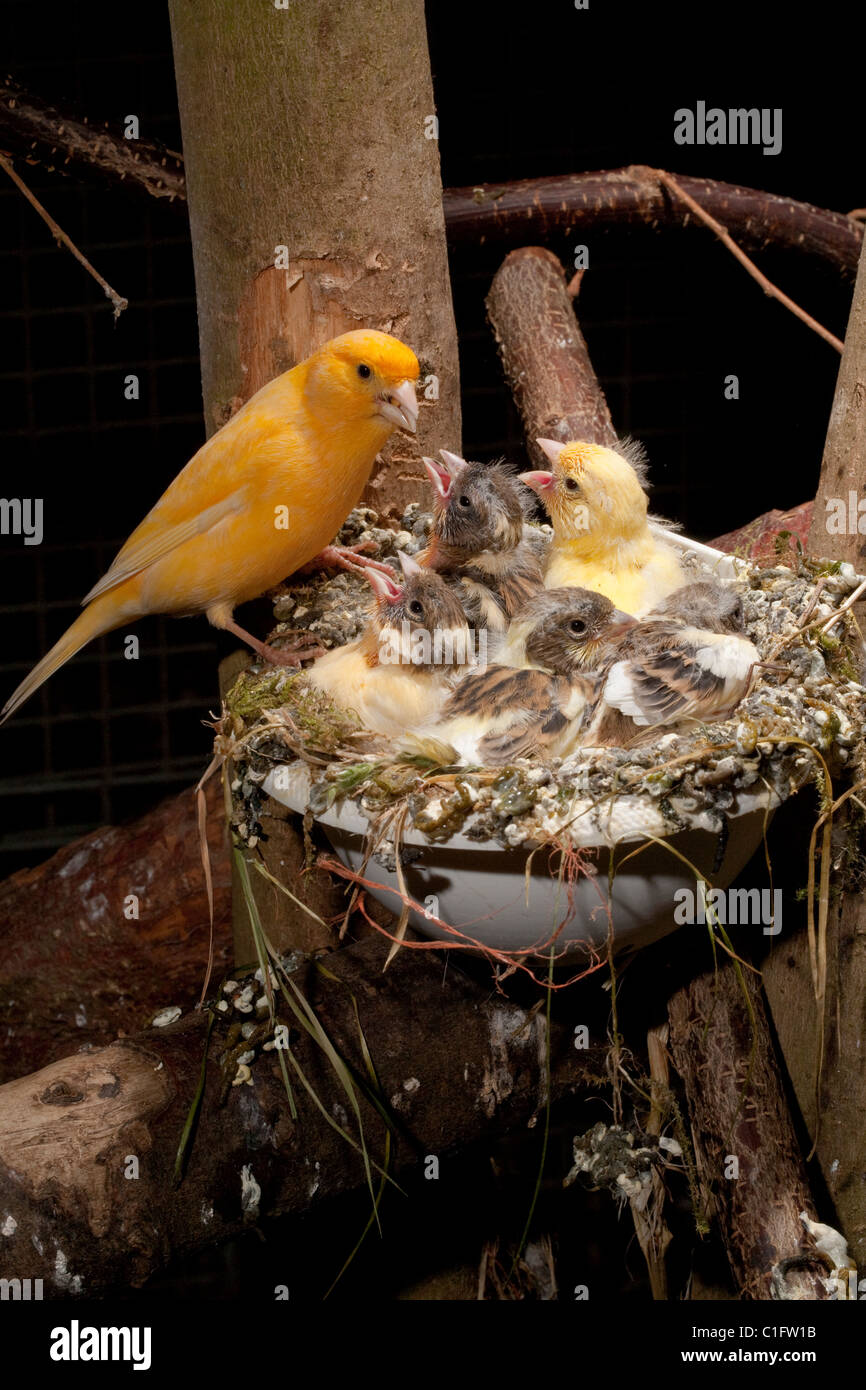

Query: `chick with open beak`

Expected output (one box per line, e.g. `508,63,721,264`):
419,449,544,630
306,552,473,737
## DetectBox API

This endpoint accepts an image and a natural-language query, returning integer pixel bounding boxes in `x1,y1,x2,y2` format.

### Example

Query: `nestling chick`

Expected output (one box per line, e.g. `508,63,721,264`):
2,330,419,723
307,553,472,737
645,579,745,634
420,450,543,630
581,585,759,747
426,587,636,766
520,438,685,616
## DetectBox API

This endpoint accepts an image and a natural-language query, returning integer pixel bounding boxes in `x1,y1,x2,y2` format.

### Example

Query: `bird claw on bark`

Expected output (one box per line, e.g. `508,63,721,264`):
257,636,327,667
223,618,325,667
305,543,398,578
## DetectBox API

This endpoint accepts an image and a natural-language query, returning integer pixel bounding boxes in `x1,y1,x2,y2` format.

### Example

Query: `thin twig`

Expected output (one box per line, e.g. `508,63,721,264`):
798,578,827,628
0,152,128,317
819,576,866,632
654,169,844,353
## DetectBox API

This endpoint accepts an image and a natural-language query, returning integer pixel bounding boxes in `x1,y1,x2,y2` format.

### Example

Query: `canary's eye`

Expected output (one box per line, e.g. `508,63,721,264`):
457,495,472,508
564,477,581,492
570,618,587,635
408,599,424,617
357,363,372,380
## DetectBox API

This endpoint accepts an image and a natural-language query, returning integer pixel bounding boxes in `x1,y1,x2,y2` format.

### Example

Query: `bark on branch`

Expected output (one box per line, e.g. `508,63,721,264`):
486,246,617,469
0,80,859,284
0,77,185,202
0,776,232,1084
446,167,863,275
668,968,826,1300
0,937,605,1297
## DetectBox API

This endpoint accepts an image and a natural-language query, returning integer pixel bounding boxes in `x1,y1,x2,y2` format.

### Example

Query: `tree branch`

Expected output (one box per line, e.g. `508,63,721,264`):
0,153,128,316
0,937,605,1297
0,76,185,203
445,166,863,275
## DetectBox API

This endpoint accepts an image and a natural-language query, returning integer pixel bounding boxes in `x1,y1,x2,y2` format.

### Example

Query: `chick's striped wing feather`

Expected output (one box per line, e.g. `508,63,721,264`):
604,644,723,726
497,561,544,618
443,664,540,722
478,673,575,763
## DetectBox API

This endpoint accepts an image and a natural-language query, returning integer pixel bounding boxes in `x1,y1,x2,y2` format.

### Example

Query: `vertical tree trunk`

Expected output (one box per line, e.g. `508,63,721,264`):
168,0,461,512
762,236,866,1268
169,0,462,962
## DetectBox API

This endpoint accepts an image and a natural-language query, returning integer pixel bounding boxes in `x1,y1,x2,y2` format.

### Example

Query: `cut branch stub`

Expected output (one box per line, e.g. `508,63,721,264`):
486,246,617,467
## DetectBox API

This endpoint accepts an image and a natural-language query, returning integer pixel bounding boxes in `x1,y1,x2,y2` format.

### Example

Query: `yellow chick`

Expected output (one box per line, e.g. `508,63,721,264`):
2,330,419,723
519,438,685,616
426,587,636,765
307,553,472,738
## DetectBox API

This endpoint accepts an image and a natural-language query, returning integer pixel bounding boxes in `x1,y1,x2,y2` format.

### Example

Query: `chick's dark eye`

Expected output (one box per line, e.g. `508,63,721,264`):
570,618,587,634
564,478,581,492
357,363,371,379
408,599,424,617
457,495,472,508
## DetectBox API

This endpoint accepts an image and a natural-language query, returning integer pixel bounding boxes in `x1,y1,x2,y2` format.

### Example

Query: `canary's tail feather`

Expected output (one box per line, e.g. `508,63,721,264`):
1,593,130,724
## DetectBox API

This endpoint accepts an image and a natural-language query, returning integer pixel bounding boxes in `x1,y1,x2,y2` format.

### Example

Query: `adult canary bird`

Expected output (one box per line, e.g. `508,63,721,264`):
307,552,471,737
420,450,543,629
1,330,419,723
519,438,685,616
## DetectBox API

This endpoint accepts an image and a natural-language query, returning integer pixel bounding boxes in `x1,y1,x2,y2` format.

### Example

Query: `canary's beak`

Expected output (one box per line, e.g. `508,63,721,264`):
377,379,419,433
607,609,639,639
519,469,556,497
422,455,453,504
365,568,403,606
537,438,566,466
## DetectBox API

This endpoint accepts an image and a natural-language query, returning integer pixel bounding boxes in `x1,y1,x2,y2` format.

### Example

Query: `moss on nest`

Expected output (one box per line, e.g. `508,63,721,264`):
226,667,362,755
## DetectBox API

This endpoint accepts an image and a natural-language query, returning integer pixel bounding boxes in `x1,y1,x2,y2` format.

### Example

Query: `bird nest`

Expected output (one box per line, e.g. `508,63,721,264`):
221,508,866,856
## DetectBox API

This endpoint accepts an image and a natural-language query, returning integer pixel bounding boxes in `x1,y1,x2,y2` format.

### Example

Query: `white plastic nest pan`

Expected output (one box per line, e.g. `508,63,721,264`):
263,761,779,958
261,535,772,958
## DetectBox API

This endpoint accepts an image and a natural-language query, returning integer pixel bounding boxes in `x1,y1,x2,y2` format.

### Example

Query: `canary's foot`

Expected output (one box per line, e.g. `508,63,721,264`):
221,617,324,667
306,542,397,578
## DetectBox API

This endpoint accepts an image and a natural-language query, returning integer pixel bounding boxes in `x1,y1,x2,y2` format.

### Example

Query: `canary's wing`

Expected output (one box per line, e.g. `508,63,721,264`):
82,492,247,603
81,394,298,605
603,631,756,727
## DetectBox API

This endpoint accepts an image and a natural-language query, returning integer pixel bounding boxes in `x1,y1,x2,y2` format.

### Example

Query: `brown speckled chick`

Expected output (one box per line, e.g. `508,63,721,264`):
420,450,544,631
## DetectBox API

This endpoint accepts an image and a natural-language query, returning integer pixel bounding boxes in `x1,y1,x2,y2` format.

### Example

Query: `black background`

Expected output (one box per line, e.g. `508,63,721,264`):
0,0,860,1306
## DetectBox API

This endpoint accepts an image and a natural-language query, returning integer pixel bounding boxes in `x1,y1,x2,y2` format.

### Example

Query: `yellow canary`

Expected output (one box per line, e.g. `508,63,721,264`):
2,330,419,722
519,438,685,616
307,553,472,738
426,587,635,765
